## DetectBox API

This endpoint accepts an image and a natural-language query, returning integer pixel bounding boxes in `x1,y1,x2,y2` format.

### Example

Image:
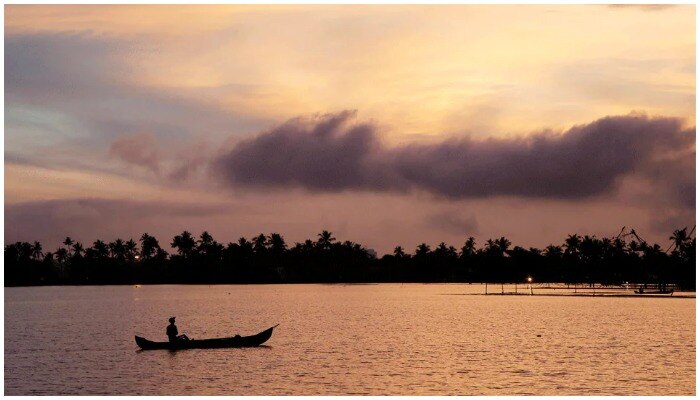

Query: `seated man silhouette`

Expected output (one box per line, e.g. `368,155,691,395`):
166,317,190,342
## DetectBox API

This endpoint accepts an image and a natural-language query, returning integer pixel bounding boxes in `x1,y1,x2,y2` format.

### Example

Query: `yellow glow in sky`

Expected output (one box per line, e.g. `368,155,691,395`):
6,5,695,140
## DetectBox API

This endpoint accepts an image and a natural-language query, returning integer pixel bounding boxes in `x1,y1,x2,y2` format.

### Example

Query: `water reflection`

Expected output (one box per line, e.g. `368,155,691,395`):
5,284,696,395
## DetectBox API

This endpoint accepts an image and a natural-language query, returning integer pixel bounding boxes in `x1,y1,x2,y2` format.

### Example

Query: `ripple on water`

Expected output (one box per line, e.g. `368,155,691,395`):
4,284,696,395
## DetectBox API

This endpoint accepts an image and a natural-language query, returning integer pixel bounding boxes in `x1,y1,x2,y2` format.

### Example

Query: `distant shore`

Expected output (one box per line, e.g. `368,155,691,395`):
6,228,695,289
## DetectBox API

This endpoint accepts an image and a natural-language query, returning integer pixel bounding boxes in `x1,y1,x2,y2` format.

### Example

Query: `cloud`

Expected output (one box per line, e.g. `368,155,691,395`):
214,111,695,205
5,32,268,171
427,211,479,236
167,141,212,182
5,198,231,247
109,133,161,173
214,110,386,191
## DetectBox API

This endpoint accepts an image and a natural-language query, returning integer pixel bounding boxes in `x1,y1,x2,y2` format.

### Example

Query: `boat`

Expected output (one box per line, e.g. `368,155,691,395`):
135,324,278,350
634,289,674,295
634,283,674,295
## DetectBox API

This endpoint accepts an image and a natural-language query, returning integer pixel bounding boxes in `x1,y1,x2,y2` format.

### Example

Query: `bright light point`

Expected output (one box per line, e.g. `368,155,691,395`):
135,255,140,260
527,277,532,283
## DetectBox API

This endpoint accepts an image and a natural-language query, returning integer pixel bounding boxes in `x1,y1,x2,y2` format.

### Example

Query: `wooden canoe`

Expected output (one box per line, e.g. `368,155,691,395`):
135,325,278,350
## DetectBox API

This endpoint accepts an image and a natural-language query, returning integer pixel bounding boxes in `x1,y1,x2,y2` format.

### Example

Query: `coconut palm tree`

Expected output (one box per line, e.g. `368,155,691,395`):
55,247,68,277
415,243,430,257
252,233,268,254
496,237,511,255
55,247,67,262
109,239,127,261
139,233,160,259
63,237,74,257
460,237,477,258
393,246,406,259
268,233,287,255
71,242,84,259
316,230,336,251
125,239,138,260
31,241,43,261
544,244,563,258
171,231,196,258
484,239,502,257
669,227,690,252
91,240,110,259
563,234,582,268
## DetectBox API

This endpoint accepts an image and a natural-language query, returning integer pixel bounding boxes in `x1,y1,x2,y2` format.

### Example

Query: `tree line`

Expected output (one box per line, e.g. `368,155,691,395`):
4,227,695,289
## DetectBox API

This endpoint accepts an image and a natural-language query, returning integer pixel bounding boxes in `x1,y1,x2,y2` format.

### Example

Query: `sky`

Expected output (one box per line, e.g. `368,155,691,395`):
4,5,696,254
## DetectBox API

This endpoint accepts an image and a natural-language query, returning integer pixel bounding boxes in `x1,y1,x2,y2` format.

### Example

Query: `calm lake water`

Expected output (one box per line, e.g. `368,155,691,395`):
4,284,696,395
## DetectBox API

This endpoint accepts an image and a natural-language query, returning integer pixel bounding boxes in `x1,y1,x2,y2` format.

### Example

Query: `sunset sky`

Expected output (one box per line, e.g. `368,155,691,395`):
5,5,696,254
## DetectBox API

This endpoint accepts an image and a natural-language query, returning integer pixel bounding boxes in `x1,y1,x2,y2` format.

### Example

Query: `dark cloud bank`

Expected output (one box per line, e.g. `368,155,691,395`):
214,111,695,207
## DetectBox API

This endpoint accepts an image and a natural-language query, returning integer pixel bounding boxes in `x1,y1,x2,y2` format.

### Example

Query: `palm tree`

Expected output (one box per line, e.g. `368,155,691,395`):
199,231,214,246
669,227,690,252
628,240,640,254
544,244,563,258
92,240,110,259
71,242,84,259
528,247,543,257
171,231,196,258
497,237,511,255
393,246,406,259
109,239,126,261
252,233,268,254
316,230,336,251
237,237,252,248
579,235,603,264
196,232,223,259
460,237,477,258
139,233,160,259
415,243,430,257
31,241,43,261
55,247,67,262
54,247,68,279
268,233,287,255
125,239,138,260
642,243,664,260
563,234,581,255
484,239,501,257
43,251,54,263
302,239,315,253
63,237,74,257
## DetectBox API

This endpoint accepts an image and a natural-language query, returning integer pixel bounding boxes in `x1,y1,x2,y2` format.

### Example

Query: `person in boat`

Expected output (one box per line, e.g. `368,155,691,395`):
166,317,190,342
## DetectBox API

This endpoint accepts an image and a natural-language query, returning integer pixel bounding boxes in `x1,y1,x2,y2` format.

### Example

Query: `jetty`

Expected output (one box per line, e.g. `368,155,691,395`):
480,282,695,298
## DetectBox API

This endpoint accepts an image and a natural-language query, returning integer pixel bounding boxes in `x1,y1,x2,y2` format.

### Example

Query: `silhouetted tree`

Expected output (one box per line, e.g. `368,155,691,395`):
252,233,268,255
171,231,196,258
317,230,336,251
31,241,43,261
139,233,161,259
110,239,127,262
268,233,287,255
5,227,695,289
125,239,138,261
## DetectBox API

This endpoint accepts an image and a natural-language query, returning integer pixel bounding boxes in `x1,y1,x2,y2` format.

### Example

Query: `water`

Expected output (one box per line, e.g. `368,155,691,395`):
4,284,695,395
